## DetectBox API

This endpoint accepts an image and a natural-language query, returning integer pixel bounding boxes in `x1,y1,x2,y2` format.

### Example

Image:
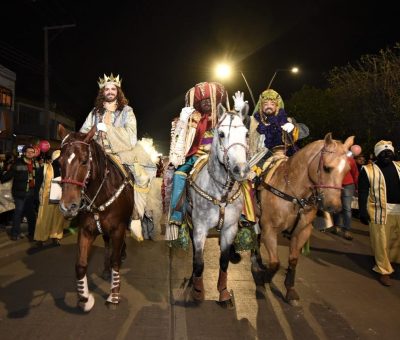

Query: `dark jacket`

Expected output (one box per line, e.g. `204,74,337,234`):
1,157,40,199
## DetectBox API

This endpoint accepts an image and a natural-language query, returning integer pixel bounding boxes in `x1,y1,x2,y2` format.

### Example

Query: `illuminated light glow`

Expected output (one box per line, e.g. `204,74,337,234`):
215,63,231,79
68,153,76,164
291,67,299,74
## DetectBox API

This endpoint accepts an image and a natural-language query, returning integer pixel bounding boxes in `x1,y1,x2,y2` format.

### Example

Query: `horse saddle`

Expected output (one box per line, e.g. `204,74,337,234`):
106,154,135,187
177,155,209,212
254,151,287,189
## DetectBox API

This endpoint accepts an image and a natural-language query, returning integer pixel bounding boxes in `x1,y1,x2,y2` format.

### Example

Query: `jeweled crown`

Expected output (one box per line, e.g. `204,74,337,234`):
97,73,122,88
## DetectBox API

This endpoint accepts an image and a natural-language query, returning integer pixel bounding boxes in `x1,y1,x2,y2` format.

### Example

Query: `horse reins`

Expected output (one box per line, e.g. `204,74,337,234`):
188,112,248,231
60,134,129,234
263,144,344,238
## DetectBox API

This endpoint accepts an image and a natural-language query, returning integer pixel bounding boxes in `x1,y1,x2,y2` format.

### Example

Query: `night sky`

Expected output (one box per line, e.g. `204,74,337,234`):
1,0,399,153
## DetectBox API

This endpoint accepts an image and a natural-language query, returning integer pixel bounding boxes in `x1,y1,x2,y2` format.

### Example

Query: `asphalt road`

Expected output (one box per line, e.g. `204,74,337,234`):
0,219,399,340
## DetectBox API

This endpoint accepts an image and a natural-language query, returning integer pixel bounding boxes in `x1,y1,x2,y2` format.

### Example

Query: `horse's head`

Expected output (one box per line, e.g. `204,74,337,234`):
309,133,354,213
213,104,250,181
57,124,96,218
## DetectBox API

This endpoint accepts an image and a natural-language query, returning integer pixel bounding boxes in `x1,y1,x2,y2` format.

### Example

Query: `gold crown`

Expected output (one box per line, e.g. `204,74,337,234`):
97,73,122,88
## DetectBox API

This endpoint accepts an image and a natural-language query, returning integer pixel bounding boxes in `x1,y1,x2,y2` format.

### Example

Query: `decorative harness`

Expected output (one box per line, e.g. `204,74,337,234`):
187,112,248,231
262,144,344,238
60,134,131,234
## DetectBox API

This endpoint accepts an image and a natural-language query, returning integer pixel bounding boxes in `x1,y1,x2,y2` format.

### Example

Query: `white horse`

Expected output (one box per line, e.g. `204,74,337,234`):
187,104,250,306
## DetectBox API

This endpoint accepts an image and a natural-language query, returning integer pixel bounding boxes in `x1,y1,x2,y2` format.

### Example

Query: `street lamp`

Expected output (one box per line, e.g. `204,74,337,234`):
43,24,76,140
267,67,299,89
214,63,256,107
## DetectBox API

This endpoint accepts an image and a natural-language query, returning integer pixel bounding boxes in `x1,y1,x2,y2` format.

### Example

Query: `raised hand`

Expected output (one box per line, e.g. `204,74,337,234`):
232,91,247,111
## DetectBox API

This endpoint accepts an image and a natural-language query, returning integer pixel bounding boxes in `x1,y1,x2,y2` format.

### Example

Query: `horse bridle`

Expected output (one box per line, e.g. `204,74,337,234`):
60,136,92,188
207,112,249,188
264,144,345,208
312,146,344,191
263,144,345,238
60,135,128,224
189,112,248,231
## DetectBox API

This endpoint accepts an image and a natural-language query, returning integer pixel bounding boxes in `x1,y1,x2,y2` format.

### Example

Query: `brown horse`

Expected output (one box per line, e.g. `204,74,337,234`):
253,133,354,305
58,125,134,312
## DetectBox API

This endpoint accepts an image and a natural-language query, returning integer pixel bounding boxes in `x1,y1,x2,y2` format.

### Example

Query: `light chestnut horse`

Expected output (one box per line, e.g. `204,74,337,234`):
253,133,354,305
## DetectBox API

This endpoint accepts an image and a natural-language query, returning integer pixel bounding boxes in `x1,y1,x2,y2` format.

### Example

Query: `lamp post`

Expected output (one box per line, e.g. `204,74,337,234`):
267,67,299,89
214,63,256,107
43,24,76,140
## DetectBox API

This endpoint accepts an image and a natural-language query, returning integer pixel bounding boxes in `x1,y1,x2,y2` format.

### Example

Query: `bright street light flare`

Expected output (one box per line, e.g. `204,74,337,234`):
215,63,232,79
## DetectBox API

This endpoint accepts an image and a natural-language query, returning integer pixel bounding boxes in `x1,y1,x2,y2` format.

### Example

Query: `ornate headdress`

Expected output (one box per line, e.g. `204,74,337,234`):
184,82,230,127
253,88,284,116
97,73,122,88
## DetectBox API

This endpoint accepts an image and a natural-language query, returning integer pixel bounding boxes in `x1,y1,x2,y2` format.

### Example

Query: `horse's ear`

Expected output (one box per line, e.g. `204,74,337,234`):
83,125,96,143
58,124,69,139
324,132,333,145
343,135,355,150
217,103,226,120
238,103,250,125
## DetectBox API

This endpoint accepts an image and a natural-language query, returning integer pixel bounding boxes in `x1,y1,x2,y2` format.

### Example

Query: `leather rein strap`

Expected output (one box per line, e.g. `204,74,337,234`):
261,145,343,238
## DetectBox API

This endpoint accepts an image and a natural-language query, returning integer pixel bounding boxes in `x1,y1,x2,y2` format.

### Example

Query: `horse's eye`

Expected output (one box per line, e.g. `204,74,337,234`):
323,165,332,173
81,160,88,165
218,131,225,138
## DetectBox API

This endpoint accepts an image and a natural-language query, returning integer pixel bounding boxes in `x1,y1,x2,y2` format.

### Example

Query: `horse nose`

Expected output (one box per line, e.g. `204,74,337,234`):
233,163,250,177
70,203,78,210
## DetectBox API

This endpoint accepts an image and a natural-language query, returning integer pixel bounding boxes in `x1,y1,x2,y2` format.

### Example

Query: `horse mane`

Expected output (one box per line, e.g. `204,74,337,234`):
89,138,107,180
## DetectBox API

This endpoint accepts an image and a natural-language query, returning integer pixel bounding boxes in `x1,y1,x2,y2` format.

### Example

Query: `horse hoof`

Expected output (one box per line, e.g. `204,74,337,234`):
216,290,235,309
101,270,111,281
285,288,300,306
218,288,232,302
216,298,235,309
78,293,95,312
106,301,119,310
287,299,300,307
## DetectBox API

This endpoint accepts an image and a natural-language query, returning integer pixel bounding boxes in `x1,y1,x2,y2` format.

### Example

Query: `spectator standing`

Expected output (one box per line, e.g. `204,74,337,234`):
1,145,39,241
333,154,359,240
34,150,69,247
354,154,366,172
358,140,400,286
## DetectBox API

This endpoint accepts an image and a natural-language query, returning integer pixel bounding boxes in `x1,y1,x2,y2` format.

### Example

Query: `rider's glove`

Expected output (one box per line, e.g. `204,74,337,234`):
281,122,294,133
232,91,247,112
179,107,195,122
97,122,107,132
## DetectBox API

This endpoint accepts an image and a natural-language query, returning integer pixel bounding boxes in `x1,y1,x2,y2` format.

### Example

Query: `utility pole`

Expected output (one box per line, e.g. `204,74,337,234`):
43,24,76,140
